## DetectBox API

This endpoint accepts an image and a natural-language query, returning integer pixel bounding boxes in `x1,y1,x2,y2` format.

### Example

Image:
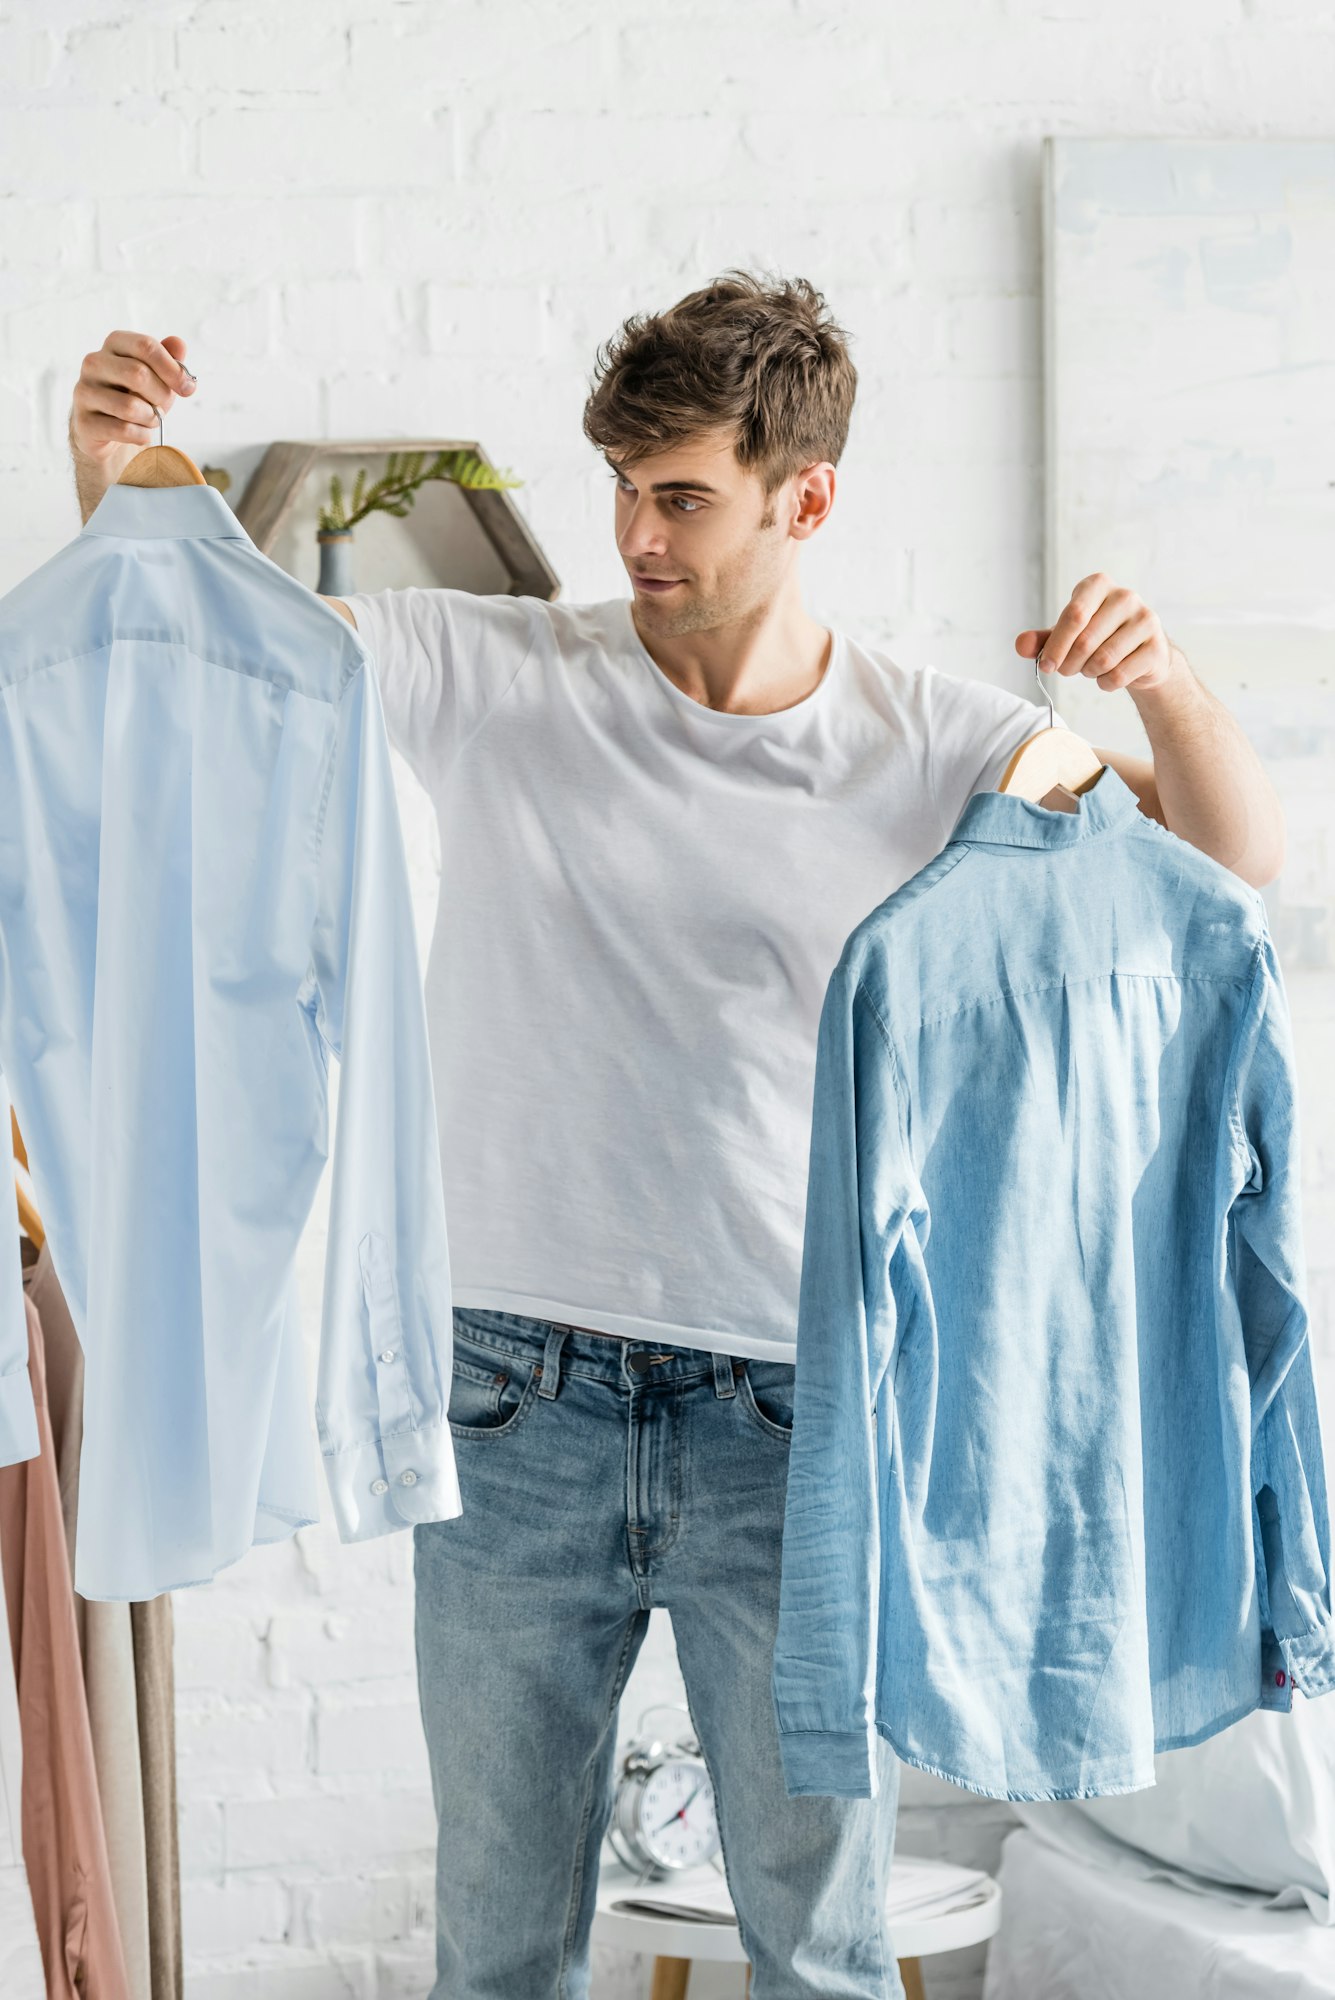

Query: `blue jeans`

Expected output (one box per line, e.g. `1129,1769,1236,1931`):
414,1307,904,1999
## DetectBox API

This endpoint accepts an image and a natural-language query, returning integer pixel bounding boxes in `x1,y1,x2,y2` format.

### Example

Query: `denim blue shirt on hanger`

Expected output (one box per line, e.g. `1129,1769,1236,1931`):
0,481,460,1600
773,765,1335,1802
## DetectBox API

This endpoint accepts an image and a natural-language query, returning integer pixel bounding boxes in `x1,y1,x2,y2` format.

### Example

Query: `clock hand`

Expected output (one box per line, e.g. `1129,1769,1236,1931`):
650,1781,706,1834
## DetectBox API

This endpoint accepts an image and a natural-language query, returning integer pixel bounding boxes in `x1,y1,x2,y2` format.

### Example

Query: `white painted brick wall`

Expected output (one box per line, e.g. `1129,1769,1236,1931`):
3,4,1333,1996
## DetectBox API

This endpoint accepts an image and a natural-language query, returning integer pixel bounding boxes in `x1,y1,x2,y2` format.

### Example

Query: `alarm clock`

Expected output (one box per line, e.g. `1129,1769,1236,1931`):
606,1704,721,1875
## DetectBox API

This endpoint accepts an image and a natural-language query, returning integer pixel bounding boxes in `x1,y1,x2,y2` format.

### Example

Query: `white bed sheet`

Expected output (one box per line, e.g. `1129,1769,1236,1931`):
983,1828,1335,2000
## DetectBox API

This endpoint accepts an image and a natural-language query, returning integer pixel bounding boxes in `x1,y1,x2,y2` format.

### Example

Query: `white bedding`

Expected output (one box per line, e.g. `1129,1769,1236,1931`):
1012,1696,1335,1925
983,1828,1335,2000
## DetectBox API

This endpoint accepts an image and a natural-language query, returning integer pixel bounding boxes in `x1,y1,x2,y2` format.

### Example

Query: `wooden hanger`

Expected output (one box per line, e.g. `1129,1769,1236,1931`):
116,404,206,488
998,651,1106,814
10,1106,44,1252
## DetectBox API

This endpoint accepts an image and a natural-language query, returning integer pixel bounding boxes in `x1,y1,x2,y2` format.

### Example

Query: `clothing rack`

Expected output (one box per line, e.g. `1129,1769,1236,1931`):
3,1133,183,2000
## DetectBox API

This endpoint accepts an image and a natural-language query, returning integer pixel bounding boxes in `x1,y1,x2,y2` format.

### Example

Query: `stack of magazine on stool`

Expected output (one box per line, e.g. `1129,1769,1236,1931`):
609,1856,991,1925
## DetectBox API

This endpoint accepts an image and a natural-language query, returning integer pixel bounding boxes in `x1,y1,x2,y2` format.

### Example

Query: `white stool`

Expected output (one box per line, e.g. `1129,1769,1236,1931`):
593,1855,1002,1999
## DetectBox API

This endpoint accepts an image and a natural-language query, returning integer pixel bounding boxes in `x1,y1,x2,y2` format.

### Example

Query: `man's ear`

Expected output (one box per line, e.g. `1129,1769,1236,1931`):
789,461,836,540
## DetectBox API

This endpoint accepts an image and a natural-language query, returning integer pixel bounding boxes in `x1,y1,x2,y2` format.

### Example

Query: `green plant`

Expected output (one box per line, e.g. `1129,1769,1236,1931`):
317,448,522,534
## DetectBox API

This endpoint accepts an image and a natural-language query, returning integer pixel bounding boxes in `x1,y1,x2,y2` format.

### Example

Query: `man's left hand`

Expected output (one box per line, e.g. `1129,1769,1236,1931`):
1015,574,1185,697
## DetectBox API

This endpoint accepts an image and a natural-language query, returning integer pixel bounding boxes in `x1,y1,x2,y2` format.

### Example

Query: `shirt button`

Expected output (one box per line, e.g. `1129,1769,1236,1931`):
400,1469,418,1487
1276,1669,1287,1687
378,1349,396,1364
370,1477,389,1496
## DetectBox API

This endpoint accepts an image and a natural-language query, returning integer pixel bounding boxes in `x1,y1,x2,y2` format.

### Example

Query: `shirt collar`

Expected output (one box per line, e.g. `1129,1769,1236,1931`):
81,481,252,542
948,762,1143,850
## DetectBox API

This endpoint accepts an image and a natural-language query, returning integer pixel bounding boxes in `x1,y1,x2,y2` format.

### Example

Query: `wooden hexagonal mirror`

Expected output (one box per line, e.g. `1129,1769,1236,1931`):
234,438,560,602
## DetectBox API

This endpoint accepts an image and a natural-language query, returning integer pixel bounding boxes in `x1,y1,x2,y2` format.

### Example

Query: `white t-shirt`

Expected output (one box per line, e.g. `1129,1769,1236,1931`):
342,587,1063,1365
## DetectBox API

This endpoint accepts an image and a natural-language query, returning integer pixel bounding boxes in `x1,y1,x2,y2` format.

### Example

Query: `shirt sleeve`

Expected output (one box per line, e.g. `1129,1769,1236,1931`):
339,585,538,791
298,653,462,1544
1229,928,1335,1705
772,963,923,1800
0,1068,38,1468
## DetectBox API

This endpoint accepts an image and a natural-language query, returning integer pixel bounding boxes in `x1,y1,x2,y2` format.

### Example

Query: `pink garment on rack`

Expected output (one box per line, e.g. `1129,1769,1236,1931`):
0,1294,130,1998
24,1235,162,2000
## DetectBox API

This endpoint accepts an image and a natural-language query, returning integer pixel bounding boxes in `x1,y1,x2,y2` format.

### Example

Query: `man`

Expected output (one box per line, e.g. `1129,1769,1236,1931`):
70,274,1283,2000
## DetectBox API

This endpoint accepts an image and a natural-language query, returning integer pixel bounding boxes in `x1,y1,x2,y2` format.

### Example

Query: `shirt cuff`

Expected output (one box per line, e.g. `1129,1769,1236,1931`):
322,1420,462,1542
1279,1627,1335,1700
777,1726,880,1800
0,1364,39,1468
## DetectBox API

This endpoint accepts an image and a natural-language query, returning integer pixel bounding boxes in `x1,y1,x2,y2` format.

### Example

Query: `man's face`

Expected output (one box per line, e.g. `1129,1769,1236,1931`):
609,428,807,636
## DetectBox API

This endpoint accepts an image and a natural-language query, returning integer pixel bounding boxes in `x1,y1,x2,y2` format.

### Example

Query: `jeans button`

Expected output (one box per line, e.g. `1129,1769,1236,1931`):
627,1352,652,1374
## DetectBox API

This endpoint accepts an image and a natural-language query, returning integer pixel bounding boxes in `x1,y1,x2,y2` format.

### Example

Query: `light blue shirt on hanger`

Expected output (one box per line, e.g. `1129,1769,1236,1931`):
0,481,460,1600
774,765,1335,1802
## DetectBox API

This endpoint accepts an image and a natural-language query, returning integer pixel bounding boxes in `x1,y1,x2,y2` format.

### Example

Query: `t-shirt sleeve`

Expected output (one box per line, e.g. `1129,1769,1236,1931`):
339,585,539,791
923,663,1069,845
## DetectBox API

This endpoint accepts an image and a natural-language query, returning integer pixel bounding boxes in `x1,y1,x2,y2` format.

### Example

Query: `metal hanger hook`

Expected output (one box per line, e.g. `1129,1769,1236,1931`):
1034,647,1055,729
149,403,164,448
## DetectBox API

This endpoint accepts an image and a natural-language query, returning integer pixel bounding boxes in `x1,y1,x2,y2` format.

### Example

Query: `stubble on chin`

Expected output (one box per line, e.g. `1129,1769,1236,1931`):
648,598,710,637
641,583,750,638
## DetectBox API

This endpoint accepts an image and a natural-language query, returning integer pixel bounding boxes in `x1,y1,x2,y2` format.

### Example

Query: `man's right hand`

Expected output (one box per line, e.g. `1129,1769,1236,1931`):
70,331,197,517
67,330,358,630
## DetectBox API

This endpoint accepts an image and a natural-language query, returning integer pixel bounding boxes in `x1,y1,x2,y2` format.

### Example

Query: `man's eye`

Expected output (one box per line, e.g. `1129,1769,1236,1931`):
673,497,700,514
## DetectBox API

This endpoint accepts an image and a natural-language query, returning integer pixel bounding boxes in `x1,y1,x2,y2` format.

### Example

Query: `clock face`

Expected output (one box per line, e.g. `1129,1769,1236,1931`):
639,1757,719,1869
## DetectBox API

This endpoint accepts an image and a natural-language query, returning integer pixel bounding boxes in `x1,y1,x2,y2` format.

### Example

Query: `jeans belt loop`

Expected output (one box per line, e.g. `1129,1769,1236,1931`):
712,1350,737,1401
538,1323,569,1400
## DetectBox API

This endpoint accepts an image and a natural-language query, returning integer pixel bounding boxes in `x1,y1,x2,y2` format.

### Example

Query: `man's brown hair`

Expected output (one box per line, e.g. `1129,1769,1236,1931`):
582,269,857,496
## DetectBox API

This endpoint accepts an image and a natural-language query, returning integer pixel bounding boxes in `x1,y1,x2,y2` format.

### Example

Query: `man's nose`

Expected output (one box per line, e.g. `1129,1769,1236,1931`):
618,499,669,559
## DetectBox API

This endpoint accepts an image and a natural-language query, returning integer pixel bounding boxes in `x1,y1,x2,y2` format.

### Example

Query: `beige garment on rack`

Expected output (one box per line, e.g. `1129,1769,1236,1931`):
131,1597,180,2000
23,1238,181,2000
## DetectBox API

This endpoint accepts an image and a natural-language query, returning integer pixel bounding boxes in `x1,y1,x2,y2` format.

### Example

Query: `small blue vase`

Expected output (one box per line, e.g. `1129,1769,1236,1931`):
315,530,355,596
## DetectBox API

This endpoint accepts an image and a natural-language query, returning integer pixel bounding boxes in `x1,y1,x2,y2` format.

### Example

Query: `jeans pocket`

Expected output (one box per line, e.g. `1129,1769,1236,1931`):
736,1359,796,1442
447,1327,539,1438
